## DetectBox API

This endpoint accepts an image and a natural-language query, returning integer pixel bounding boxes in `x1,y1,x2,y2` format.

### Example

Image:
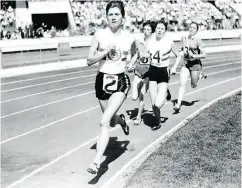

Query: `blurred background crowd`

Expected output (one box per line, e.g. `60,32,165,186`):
1,0,241,40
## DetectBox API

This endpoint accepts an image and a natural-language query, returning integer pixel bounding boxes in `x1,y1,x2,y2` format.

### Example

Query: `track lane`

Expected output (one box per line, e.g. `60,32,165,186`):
1,62,240,142
3,75,241,188
1,47,241,188
1,52,240,85
1,60,240,117
1,65,241,187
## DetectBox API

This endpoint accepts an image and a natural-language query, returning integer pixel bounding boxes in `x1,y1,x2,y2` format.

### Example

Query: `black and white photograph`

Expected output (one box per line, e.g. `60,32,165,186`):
0,0,241,187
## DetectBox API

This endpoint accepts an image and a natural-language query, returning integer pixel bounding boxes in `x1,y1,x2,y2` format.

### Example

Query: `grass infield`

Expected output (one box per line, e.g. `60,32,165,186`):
125,92,241,188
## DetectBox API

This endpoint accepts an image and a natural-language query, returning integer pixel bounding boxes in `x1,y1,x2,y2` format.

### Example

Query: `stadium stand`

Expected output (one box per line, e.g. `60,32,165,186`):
0,0,241,68
1,0,241,40
214,0,241,29
0,1,16,39
70,0,241,35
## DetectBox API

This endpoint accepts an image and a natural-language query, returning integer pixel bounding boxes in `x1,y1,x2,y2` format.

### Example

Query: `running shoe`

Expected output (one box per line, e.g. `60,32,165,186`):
120,114,129,135
151,122,162,131
87,163,100,174
134,117,142,126
197,72,208,85
166,89,171,101
173,103,181,113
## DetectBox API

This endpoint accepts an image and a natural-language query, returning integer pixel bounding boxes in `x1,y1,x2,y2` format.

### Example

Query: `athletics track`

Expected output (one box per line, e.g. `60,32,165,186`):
1,40,241,188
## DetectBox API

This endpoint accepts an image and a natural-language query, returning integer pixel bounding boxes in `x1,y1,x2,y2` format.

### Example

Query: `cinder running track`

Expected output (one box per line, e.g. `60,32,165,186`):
1,41,241,188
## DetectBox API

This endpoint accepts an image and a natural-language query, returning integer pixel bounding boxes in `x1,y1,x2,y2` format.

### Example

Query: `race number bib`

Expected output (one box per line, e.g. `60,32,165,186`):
139,57,150,65
103,74,118,93
150,50,163,66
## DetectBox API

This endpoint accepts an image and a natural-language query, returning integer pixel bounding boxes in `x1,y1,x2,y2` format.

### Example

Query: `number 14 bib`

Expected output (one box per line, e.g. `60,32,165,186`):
150,50,163,66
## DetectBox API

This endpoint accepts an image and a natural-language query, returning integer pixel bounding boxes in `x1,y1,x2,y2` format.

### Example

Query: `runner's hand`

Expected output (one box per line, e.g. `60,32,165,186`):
126,64,134,72
170,67,177,75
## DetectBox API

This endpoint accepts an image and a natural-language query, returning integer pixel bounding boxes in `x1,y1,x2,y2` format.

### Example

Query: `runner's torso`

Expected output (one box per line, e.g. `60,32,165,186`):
182,35,204,61
95,28,134,74
147,34,174,68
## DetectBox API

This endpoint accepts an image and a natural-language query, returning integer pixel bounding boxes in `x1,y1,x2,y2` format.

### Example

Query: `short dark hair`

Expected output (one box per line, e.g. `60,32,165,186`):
155,20,168,31
143,20,156,33
106,1,125,17
190,22,199,31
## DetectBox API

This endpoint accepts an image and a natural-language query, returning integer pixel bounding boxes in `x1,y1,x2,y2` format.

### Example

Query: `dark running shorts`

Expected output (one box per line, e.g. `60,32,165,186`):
95,72,131,100
183,59,202,71
134,57,150,79
180,47,202,71
148,65,169,83
134,65,150,79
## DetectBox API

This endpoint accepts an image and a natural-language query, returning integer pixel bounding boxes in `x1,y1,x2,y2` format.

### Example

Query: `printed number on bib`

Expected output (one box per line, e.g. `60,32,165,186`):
139,57,149,65
184,47,189,54
151,51,161,64
103,74,118,93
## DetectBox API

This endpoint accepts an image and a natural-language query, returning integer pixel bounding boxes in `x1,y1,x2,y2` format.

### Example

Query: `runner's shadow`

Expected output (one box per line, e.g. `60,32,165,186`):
126,108,149,120
172,99,200,107
142,112,168,128
172,100,200,114
88,137,130,185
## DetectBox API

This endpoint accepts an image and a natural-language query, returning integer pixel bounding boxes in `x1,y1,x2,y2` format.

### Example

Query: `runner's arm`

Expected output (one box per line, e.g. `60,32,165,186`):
171,42,179,58
127,52,138,71
87,35,109,66
170,42,181,72
191,46,206,59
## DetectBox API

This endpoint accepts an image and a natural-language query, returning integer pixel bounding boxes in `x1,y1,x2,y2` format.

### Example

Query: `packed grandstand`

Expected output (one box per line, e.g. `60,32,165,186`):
0,0,241,40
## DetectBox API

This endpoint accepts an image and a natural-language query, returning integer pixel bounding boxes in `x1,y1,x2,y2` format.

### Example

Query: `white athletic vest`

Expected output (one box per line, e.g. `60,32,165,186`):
95,28,134,74
147,34,174,67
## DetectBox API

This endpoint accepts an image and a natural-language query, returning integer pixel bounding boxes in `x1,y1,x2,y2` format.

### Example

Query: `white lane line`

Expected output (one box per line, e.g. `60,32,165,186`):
1,68,98,86
101,87,242,188
1,54,240,86
1,67,240,119
1,62,240,104
186,61,239,70
1,74,96,93
1,105,100,145
1,67,241,143
0,81,95,104
0,91,95,119
5,76,241,188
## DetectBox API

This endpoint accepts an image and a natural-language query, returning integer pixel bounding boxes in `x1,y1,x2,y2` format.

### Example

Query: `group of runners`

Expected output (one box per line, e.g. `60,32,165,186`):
86,1,207,174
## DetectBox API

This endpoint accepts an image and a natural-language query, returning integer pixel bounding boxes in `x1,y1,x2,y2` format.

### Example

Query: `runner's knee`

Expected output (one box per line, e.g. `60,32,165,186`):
100,116,111,127
191,84,197,88
155,96,166,109
132,94,138,101
139,93,144,101
154,102,161,109
191,81,198,88
180,82,186,87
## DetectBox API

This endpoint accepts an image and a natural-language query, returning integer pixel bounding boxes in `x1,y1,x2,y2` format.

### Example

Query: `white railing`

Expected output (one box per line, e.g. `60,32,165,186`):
0,29,241,53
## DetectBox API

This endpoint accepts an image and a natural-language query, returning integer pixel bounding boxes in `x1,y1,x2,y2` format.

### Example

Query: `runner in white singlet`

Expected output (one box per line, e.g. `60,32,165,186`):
86,1,134,174
147,21,178,130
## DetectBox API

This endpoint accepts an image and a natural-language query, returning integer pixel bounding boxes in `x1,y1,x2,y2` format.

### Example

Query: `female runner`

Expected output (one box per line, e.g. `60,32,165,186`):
127,20,155,125
170,22,207,113
86,1,134,174
147,21,178,130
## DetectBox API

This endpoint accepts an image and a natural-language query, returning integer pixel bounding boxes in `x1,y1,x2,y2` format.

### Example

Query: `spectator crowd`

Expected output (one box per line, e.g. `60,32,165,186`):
1,0,241,40
0,1,70,40
71,0,241,35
